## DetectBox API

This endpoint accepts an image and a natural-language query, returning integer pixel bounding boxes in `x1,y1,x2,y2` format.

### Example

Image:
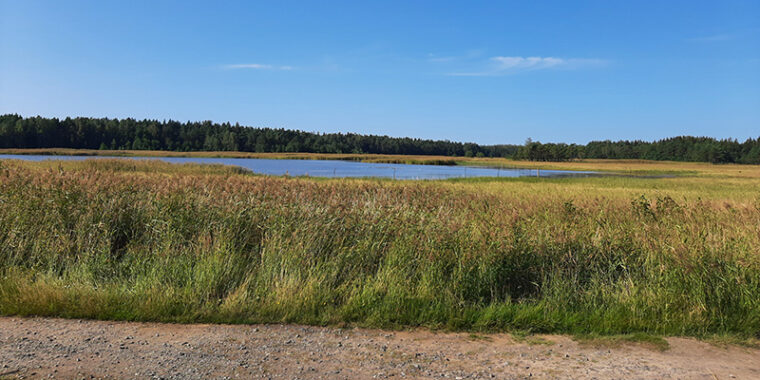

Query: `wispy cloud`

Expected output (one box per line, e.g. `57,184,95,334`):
427,55,457,63
447,56,608,76
688,28,760,43
688,33,737,42
222,64,294,70
426,50,484,63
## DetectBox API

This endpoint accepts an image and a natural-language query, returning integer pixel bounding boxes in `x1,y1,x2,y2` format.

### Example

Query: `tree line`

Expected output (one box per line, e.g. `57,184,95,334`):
1,114,758,163
514,136,760,164
0,114,517,157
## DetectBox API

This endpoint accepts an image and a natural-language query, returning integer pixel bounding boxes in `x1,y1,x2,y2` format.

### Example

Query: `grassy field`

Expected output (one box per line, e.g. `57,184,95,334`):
6,148,760,178
0,157,759,340
0,148,463,166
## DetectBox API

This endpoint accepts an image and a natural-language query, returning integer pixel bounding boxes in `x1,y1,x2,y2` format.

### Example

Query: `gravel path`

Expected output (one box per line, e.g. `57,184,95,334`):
0,317,758,379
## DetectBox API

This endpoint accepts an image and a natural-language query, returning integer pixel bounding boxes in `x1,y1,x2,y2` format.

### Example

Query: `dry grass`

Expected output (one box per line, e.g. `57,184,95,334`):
0,158,758,338
4,148,759,178
573,333,670,351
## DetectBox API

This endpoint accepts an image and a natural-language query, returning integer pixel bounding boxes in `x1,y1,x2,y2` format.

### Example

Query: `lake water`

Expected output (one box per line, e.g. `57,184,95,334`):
0,154,597,180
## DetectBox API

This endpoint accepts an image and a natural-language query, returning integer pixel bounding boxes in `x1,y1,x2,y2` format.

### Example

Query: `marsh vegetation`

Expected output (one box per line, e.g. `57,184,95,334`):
0,158,758,339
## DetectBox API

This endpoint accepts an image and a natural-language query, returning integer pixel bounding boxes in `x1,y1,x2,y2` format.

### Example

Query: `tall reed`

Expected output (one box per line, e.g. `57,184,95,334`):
0,159,758,337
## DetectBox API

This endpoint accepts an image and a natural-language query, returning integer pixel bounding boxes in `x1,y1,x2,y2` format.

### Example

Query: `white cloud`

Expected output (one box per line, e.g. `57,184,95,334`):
448,56,608,76
222,64,294,70
493,56,565,70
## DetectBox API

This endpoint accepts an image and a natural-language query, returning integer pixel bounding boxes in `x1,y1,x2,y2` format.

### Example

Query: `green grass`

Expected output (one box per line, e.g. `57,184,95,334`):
0,158,759,341
702,334,760,349
6,148,759,178
468,333,494,342
573,333,670,351
511,330,555,345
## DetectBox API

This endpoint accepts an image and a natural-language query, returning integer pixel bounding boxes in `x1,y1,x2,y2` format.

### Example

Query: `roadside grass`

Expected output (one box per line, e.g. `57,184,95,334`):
0,159,759,343
511,331,555,346
468,333,494,342
0,371,20,380
701,335,760,349
573,333,670,351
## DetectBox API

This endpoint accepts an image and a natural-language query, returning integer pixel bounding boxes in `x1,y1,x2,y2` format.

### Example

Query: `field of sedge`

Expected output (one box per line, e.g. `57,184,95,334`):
0,158,758,340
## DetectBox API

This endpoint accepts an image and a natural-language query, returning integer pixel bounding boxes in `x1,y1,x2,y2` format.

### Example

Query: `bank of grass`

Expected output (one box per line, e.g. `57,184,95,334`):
573,333,670,351
5,148,760,178
0,148,461,167
0,158,759,341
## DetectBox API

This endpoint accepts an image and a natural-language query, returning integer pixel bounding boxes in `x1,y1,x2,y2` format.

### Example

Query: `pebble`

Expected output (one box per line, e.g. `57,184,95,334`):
1,318,756,379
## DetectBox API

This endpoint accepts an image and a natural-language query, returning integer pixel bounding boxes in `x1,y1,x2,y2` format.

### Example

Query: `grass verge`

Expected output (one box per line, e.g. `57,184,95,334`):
0,158,759,341
573,333,670,351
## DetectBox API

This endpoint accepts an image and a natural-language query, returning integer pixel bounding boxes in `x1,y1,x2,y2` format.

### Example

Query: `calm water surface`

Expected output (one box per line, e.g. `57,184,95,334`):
0,155,597,180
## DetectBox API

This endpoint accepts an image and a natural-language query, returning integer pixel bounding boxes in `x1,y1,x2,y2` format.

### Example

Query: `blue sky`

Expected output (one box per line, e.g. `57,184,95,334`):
1,1,758,144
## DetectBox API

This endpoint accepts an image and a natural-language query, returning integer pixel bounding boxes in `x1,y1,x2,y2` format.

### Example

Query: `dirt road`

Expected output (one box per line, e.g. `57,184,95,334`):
0,317,757,379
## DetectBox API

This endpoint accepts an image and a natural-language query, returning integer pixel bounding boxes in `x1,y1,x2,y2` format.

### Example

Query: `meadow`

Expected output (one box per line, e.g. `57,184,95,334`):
5,147,760,177
0,157,759,340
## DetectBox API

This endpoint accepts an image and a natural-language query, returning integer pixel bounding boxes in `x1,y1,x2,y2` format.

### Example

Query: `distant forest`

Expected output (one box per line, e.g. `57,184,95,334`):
1,114,759,163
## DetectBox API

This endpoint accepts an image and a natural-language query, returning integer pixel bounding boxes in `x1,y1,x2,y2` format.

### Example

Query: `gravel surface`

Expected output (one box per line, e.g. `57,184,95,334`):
0,317,758,379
